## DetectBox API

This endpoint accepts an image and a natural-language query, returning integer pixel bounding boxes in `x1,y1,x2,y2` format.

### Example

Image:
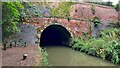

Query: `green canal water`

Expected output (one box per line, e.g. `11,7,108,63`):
45,45,117,66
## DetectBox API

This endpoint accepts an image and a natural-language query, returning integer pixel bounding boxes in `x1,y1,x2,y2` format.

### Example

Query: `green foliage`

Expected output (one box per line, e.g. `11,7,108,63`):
88,2,113,7
67,15,71,21
72,37,84,50
92,16,100,27
72,28,120,64
104,40,120,64
51,2,74,18
115,3,120,11
99,28,120,39
21,2,42,22
2,2,24,37
105,2,113,7
108,22,120,28
41,48,51,66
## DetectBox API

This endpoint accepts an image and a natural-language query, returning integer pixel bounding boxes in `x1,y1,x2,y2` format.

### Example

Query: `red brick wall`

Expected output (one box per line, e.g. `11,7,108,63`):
29,18,91,37
70,3,118,21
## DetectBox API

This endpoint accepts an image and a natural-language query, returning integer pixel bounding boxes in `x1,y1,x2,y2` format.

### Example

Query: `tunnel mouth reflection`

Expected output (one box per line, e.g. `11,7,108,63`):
40,24,72,47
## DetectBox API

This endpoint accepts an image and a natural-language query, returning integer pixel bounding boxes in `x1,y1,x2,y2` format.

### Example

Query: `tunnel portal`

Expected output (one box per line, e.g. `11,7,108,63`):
40,24,72,47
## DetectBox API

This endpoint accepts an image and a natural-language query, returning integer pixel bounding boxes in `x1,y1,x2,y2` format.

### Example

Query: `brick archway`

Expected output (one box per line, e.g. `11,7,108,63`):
30,18,91,46
31,18,90,38
40,24,72,47
42,23,74,38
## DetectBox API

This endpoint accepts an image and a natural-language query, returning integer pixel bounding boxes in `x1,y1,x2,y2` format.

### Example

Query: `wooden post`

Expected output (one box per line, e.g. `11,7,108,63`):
3,43,6,50
24,42,27,47
14,41,17,47
10,42,12,48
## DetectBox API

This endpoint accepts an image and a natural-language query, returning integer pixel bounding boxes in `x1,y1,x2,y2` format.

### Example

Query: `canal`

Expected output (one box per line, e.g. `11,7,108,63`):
45,45,116,66
40,24,117,66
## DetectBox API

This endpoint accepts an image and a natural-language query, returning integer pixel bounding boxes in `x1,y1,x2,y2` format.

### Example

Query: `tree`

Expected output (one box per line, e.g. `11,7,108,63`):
2,2,24,38
83,0,103,2
114,1,120,12
86,1,113,7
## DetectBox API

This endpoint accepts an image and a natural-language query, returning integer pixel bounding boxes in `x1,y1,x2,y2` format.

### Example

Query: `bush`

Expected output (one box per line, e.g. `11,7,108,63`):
104,40,120,64
41,48,51,66
71,28,120,64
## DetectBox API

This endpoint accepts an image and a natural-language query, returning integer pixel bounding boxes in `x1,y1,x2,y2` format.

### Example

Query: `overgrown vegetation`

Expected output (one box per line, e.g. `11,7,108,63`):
2,2,49,39
2,2,46,40
72,26,120,64
41,48,51,66
21,2,43,22
2,2,24,38
114,1,120,12
2,1,120,65
88,2,113,7
92,16,100,27
51,2,74,18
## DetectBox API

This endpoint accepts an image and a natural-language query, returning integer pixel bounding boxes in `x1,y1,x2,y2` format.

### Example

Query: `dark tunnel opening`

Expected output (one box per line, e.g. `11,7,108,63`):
40,24,72,47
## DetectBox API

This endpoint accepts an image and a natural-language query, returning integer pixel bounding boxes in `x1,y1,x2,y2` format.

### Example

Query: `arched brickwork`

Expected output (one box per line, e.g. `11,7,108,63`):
29,18,91,38
40,24,72,46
